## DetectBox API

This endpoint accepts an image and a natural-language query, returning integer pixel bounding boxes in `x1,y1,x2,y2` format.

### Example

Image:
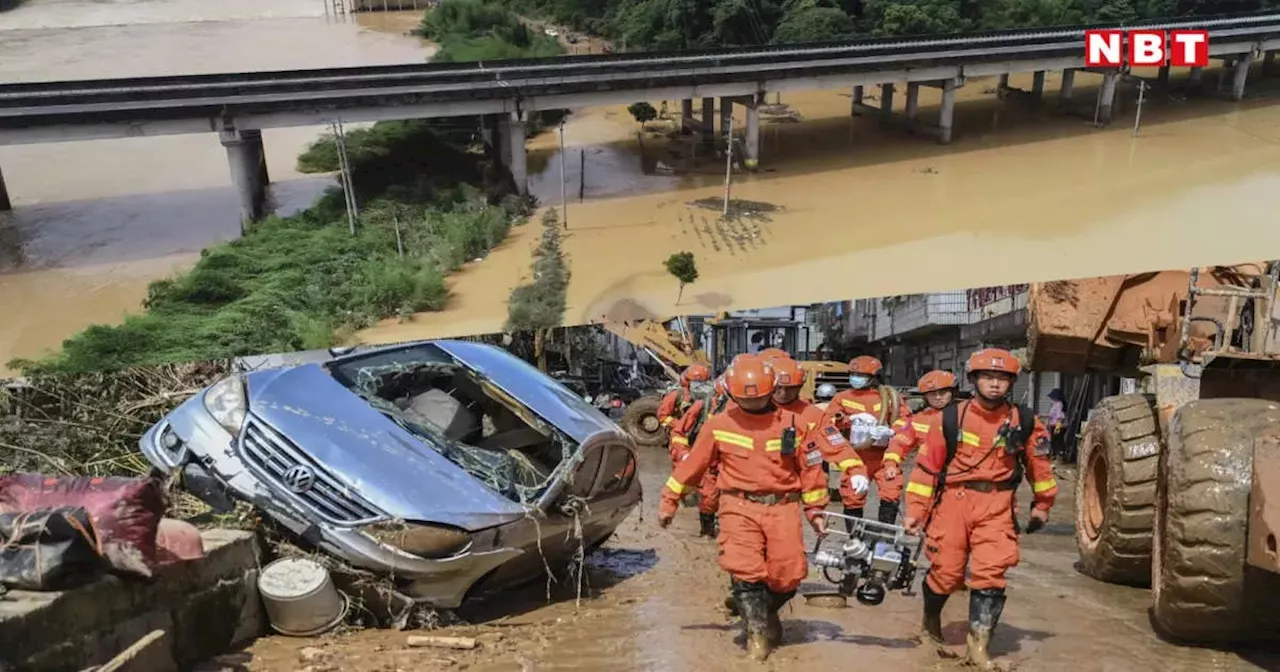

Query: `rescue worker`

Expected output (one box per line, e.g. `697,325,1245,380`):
669,377,727,537
822,356,913,528
659,364,713,469
881,370,960,486
902,349,1058,670
658,356,867,661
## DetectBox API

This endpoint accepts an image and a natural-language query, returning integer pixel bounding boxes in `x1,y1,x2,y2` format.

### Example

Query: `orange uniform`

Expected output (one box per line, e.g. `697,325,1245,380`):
823,387,913,512
660,405,846,595
777,397,864,475
669,396,725,520
905,400,1058,595
884,406,941,465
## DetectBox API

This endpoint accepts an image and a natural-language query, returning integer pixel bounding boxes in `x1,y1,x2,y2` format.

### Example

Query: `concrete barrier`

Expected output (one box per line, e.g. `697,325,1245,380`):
0,529,264,672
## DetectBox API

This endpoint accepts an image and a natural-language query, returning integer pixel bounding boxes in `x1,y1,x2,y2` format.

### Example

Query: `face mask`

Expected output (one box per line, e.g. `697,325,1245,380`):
849,375,871,389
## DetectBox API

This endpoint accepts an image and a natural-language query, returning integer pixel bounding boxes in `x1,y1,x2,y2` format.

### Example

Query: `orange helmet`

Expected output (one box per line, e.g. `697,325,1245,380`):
772,358,807,388
725,357,775,400
759,347,789,363
848,356,883,376
917,370,958,393
967,348,1020,377
714,375,727,396
681,364,711,384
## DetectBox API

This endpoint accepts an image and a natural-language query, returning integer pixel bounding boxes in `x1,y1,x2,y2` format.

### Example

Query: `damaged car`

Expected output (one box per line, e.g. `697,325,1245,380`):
139,339,642,608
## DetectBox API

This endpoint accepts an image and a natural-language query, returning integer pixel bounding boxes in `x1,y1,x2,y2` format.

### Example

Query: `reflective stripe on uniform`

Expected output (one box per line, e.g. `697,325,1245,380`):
883,453,903,463
661,417,675,426
960,431,981,447
765,439,782,452
837,458,864,471
665,477,689,494
906,482,934,498
1033,478,1058,493
912,422,931,434
892,418,905,429
671,436,689,445
712,430,754,450
801,489,827,504
841,400,866,411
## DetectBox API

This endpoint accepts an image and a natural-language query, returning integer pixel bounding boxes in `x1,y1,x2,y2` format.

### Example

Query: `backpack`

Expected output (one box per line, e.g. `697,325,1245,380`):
938,400,1037,490
683,387,718,444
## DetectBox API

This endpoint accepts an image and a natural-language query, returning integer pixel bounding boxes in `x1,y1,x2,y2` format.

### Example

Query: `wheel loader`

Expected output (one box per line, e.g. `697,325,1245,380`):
599,314,848,448
1025,262,1280,645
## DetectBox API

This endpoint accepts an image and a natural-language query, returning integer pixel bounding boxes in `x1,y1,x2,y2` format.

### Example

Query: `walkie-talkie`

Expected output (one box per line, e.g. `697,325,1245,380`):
780,426,797,456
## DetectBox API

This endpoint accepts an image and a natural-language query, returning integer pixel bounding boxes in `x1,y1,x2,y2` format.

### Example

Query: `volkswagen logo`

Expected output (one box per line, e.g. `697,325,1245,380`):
281,465,316,494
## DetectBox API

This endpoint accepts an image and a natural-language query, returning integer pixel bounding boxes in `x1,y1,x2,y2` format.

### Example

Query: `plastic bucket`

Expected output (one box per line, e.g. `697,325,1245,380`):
257,557,349,637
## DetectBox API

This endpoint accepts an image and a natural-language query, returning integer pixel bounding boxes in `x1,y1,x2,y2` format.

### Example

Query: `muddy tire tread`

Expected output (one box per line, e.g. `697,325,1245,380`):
1153,398,1280,645
1075,393,1161,586
621,395,666,447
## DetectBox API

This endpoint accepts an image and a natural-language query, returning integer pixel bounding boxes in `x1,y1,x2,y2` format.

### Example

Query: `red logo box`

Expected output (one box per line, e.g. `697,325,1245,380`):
1084,29,1209,68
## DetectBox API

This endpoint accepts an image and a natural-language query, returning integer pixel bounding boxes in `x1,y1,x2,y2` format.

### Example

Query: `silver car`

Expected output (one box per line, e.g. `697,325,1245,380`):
140,340,642,608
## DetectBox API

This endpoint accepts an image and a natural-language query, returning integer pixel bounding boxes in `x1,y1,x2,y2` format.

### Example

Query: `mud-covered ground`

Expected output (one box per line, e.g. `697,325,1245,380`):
206,449,1280,672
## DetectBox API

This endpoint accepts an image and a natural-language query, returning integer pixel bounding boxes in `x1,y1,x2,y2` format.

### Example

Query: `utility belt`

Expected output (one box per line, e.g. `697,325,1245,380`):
948,480,1017,494
721,490,800,506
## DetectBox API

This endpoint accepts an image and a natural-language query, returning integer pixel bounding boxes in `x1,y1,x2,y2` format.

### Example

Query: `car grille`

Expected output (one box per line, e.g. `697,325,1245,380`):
239,415,382,525
813,370,850,394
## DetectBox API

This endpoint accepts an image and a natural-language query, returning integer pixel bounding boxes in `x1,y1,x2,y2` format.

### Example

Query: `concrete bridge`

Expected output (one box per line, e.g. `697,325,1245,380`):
2,12,1279,224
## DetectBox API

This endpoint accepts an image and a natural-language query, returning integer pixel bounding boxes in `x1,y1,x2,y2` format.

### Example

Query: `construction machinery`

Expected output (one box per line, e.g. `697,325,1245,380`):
1025,262,1280,644
600,314,848,447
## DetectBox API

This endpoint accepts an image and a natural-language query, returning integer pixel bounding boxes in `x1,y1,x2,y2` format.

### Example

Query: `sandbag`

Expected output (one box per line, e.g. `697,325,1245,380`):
0,507,105,591
0,474,166,578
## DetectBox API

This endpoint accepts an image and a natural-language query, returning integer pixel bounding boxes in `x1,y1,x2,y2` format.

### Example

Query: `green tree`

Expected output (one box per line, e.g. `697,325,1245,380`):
628,102,658,125
772,6,857,43
664,251,699,304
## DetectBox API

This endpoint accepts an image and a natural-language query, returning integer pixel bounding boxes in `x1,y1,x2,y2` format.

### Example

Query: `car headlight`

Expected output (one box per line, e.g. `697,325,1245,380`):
203,375,247,435
363,521,472,559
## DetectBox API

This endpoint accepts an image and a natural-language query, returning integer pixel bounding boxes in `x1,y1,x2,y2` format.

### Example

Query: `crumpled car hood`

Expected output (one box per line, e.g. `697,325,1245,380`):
244,365,527,531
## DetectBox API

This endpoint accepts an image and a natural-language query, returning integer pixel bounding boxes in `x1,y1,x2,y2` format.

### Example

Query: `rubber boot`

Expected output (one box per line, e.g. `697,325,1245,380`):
732,580,773,661
877,500,900,525
764,589,795,646
921,581,957,657
698,513,717,538
843,507,864,533
963,588,1008,670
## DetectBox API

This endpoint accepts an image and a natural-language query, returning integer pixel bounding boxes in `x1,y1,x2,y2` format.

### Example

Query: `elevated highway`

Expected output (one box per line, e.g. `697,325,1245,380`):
2,12,1279,222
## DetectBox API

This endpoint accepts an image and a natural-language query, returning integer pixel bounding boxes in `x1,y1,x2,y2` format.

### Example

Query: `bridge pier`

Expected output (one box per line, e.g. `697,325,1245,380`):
905,82,920,121
1157,65,1170,88
744,94,760,169
1231,53,1253,100
939,78,957,144
500,112,528,195
681,99,695,134
1031,71,1045,99
1059,69,1075,108
720,97,733,136
220,128,269,231
1188,66,1204,89
997,73,1010,94
1265,51,1276,75
850,85,863,116
0,164,10,211
879,83,895,126
701,98,715,137
1098,72,1119,125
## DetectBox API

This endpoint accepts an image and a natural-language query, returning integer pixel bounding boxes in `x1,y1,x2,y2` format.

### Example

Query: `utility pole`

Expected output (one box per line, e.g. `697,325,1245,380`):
1132,79,1148,136
558,121,568,229
332,118,358,235
722,116,734,217
579,149,585,202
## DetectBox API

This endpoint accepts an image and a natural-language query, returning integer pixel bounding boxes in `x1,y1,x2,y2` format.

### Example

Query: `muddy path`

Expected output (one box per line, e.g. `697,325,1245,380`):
209,448,1279,672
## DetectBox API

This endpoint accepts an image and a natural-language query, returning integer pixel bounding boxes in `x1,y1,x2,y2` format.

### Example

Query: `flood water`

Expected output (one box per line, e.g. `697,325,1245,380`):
5,0,1280,371
0,0,432,374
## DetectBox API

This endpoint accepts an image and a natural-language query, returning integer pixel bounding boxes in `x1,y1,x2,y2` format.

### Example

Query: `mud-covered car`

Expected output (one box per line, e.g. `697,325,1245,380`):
139,340,641,608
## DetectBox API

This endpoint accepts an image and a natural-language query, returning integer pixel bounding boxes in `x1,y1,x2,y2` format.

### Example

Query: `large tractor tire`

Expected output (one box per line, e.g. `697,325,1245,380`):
1075,394,1162,586
1151,398,1280,645
621,395,667,448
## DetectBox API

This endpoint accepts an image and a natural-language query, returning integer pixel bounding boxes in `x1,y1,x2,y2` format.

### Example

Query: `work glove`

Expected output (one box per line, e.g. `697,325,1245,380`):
869,425,895,447
1025,507,1049,534
808,512,829,537
658,498,678,528
848,474,870,496
881,461,901,480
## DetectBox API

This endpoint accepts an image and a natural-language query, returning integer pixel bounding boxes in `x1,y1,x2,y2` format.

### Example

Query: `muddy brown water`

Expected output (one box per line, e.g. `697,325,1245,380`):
209,447,1279,672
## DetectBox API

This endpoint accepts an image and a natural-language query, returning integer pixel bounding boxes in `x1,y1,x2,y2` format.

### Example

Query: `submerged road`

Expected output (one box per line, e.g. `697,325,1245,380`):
225,448,1280,672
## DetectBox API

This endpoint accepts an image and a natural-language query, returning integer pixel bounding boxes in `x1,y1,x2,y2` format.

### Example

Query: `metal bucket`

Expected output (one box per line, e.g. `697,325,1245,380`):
257,557,349,637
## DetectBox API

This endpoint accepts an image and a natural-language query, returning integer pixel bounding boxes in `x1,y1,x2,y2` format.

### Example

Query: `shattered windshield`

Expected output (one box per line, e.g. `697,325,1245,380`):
325,343,576,505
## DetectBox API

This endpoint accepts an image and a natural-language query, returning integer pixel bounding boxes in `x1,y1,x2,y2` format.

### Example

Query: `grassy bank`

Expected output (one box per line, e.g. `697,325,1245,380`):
8,1,568,376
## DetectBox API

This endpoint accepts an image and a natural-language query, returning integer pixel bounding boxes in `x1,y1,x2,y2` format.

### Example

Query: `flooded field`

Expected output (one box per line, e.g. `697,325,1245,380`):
209,447,1280,672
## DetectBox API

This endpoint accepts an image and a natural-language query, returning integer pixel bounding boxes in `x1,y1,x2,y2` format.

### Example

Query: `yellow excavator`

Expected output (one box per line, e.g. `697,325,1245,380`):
599,313,848,447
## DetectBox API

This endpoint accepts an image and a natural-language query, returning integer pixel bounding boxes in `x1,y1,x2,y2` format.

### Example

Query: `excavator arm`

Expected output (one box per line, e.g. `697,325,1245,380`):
599,318,711,382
